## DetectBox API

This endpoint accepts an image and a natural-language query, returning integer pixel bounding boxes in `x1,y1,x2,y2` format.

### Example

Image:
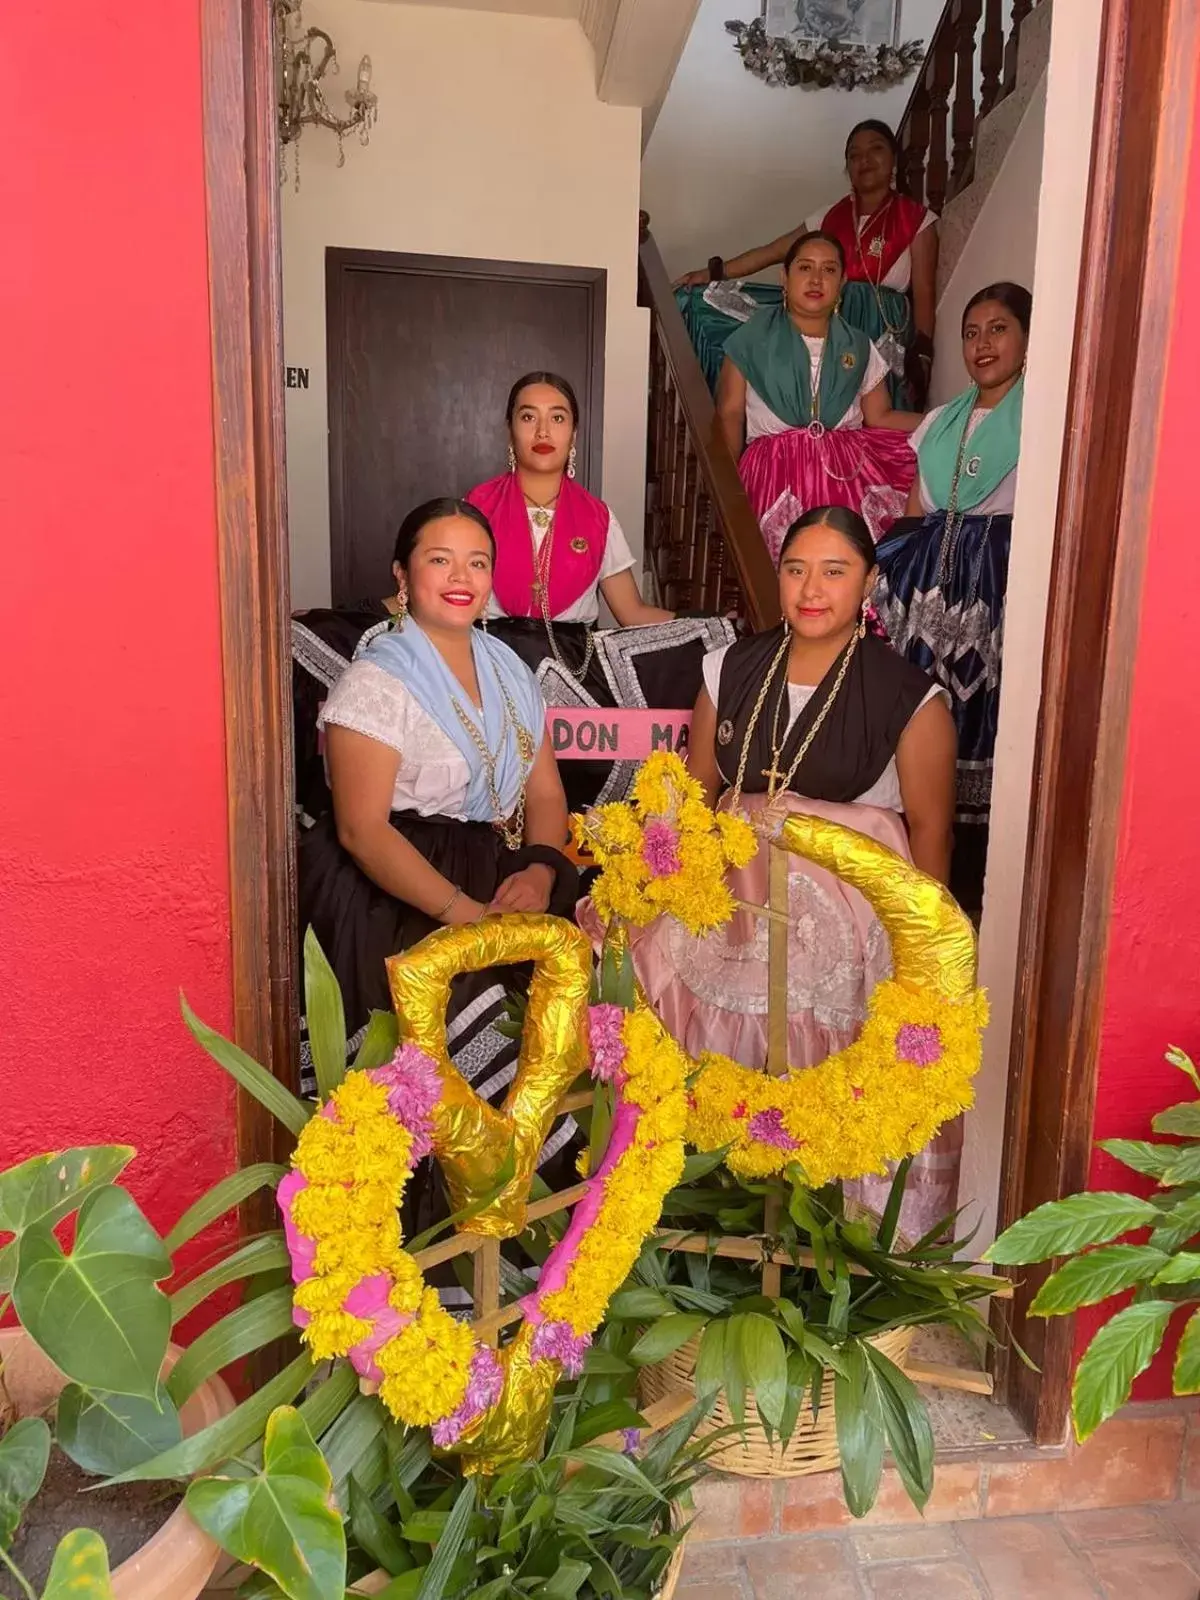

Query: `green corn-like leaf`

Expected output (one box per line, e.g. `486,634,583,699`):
0,1416,50,1549
14,1185,171,1401
414,1478,477,1600
694,1321,727,1399
40,1529,115,1599
182,994,310,1136
986,1193,1162,1266
740,1313,787,1431
319,1392,386,1497
353,1010,400,1072
167,1286,298,1407
1030,1244,1170,1316
350,1473,414,1576
304,928,348,1099
170,1234,292,1325
569,1400,646,1449
163,1165,288,1256
863,1347,934,1512
0,1146,134,1294
1071,1299,1174,1441
1174,1307,1200,1394
629,1314,708,1367
57,1382,182,1477
834,1343,885,1518
185,1406,345,1600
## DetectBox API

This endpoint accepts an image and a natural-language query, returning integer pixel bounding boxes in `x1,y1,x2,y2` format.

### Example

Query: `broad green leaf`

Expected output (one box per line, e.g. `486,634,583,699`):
570,1399,646,1448
563,1446,666,1501
304,928,348,1099
40,1529,115,1599
352,1010,400,1072
740,1314,787,1431
57,1382,182,1477
629,1314,708,1367
163,1164,288,1256
986,1193,1162,1266
582,1349,633,1376
0,1146,134,1294
535,1559,592,1597
350,1473,413,1576
694,1321,727,1399
414,1478,477,1600
834,1343,885,1518
182,995,310,1137
1030,1244,1170,1316
1175,1308,1200,1394
1168,1047,1200,1091
170,1234,292,1324
607,1288,675,1320
1163,1145,1200,1186
723,1315,748,1427
779,1348,815,1447
1153,1252,1200,1285
186,1407,345,1600
1153,1102,1200,1137
678,1147,733,1185
14,1185,170,1400
864,1348,933,1512
106,1352,313,1482
167,1285,297,1407
1071,1299,1174,1442
1097,1139,1179,1179
0,1416,50,1549
1150,1193,1200,1253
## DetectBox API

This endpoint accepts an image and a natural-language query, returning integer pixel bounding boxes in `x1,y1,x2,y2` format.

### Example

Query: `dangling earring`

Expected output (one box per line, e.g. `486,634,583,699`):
567,445,577,481
507,443,516,473
858,597,870,639
393,588,408,630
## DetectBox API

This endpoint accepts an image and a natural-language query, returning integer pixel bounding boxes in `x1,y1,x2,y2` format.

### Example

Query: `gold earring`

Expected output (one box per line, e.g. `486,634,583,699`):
394,589,408,630
858,597,870,638
507,444,516,473
567,445,577,481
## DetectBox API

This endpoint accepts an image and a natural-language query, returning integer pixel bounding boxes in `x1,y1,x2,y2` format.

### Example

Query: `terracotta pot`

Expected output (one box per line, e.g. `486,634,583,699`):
0,1329,236,1600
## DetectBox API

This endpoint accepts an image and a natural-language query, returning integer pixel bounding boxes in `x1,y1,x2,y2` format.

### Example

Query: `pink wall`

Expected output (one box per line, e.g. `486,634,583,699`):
0,3,237,1234
1080,95,1200,1396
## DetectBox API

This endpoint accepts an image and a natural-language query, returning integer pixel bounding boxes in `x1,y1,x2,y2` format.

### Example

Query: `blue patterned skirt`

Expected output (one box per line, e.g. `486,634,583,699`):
873,512,1012,912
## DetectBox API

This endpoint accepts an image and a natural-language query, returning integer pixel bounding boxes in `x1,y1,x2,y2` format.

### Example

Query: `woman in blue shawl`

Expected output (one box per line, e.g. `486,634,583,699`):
874,282,1031,915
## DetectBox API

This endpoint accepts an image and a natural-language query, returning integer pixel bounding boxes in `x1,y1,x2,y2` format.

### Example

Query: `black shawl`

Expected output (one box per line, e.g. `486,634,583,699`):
714,627,935,802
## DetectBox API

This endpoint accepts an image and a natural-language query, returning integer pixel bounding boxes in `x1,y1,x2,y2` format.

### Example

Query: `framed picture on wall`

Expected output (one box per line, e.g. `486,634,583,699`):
762,0,903,48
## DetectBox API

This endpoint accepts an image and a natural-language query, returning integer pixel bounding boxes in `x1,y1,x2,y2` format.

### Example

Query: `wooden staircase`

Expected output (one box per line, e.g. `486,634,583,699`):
635,0,1047,632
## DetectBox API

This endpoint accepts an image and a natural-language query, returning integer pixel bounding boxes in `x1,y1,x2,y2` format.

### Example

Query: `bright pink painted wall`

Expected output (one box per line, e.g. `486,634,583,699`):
1080,93,1200,1396
0,4,237,1234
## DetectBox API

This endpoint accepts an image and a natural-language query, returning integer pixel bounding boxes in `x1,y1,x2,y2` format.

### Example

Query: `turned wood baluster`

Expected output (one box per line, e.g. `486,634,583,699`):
923,27,956,215
949,0,983,198
898,95,930,203
978,0,1004,116
1003,0,1034,97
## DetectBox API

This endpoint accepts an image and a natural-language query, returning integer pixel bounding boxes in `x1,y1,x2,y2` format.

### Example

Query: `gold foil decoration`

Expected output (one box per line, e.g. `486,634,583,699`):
454,1322,561,1477
776,813,977,998
386,914,591,1237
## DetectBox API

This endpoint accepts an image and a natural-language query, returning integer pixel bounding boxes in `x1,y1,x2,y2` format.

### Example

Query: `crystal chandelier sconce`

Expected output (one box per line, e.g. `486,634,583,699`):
276,0,378,188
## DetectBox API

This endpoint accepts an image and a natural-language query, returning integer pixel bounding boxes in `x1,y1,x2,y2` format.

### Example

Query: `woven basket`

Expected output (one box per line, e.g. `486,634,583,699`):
656,1530,686,1600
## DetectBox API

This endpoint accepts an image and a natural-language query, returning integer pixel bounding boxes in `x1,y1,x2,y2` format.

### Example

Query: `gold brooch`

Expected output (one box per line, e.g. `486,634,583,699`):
717,719,735,745
569,536,589,554
841,351,857,370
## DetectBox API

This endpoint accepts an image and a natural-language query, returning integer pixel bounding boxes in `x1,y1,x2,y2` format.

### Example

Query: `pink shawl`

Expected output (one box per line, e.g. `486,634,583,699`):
467,472,608,619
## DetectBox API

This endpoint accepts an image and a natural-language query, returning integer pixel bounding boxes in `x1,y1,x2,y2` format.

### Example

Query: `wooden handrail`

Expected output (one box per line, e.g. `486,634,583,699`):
637,225,779,632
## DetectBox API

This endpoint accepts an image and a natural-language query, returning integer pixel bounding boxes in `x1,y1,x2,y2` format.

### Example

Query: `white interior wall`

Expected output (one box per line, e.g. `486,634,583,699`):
962,0,1104,1247
282,1,647,609
640,0,945,283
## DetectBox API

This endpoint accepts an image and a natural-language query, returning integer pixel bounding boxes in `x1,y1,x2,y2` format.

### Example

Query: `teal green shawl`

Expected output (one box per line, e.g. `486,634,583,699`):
918,377,1024,510
724,306,872,430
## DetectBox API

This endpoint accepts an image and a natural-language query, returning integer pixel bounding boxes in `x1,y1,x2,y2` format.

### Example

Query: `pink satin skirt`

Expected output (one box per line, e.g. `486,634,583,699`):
579,791,962,1240
740,425,916,554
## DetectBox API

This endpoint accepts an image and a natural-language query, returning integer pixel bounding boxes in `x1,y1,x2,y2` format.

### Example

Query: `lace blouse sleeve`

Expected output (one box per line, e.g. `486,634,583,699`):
317,661,409,756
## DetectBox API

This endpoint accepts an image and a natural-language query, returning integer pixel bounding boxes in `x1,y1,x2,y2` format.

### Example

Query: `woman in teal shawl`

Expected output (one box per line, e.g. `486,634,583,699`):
716,231,921,560
874,282,1031,915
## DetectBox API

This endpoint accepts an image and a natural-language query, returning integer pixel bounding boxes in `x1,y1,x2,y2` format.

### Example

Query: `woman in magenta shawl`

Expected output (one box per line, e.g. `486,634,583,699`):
467,371,735,810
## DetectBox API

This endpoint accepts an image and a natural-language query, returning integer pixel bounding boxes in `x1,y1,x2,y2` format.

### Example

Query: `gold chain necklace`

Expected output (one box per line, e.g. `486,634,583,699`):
449,667,536,850
853,193,904,339
728,623,865,810
526,502,596,683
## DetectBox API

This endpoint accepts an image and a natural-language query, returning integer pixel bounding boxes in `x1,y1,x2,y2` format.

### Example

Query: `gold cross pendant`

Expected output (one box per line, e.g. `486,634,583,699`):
762,763,788,789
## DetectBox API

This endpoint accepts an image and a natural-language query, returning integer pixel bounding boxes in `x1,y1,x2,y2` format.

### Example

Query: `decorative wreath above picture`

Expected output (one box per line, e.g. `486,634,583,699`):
726,17,925,91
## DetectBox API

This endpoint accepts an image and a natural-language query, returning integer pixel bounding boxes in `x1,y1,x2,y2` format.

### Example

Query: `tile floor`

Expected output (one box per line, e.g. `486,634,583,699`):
676,1502,1200,1599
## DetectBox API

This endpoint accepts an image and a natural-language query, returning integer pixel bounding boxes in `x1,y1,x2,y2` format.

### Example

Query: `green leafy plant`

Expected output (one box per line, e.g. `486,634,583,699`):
987,1044,1200,1441
609,1160,1001,1517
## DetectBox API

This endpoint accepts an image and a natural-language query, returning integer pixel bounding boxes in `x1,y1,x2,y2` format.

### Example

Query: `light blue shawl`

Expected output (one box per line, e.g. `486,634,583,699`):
359,622,544,822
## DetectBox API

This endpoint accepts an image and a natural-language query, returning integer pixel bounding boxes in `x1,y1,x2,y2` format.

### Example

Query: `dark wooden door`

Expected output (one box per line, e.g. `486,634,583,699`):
326,248,606,605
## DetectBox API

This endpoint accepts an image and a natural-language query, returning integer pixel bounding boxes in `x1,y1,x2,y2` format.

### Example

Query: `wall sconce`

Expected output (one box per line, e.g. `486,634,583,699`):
276,0,377,187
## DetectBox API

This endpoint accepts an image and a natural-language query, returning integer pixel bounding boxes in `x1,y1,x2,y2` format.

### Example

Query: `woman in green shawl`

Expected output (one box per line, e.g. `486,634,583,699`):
716,230,921,560
874,281,1031,915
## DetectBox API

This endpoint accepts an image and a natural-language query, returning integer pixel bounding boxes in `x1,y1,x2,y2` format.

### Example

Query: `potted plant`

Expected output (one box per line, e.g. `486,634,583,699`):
987,1043,1200,1441
612,1160,1002,1516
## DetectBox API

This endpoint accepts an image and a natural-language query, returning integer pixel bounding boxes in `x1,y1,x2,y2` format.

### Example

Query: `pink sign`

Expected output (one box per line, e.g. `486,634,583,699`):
547,707,692,760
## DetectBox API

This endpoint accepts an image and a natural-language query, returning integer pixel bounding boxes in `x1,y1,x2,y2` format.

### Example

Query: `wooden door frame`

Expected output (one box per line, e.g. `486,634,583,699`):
200,0,1198,1442
325,246,607,607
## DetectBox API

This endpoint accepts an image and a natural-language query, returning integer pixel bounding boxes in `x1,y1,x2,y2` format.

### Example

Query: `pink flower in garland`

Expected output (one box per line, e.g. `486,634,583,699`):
430,1345,505,1447
372,1044,442,1159
588,1004,627,1084
641,820,682,878
747,1107,802,1151
895,1023,943,1068
531,1318,592,1378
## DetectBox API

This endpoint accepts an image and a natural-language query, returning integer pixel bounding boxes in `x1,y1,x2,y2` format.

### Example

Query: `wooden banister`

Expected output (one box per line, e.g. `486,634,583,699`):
897,0,1045,213
637,223,779,633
